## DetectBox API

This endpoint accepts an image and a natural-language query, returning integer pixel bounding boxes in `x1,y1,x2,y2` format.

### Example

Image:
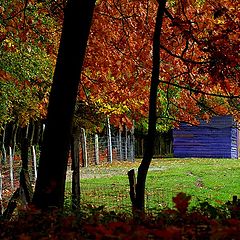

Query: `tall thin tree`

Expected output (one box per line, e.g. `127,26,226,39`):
129,0,167,212
32,0,96,209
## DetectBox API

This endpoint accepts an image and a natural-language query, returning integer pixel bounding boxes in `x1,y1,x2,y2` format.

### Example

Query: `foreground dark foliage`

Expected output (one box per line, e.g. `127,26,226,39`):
1,193,240,239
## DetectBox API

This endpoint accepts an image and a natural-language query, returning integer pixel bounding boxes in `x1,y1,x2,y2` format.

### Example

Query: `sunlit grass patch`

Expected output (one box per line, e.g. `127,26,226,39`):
65,158,240,212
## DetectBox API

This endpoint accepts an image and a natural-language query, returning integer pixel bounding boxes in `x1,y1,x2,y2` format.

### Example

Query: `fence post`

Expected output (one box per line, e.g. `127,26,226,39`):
81,128,88,167
131,121,135,162
107,117,113,163
94,134,99,165
31,146,37,181
71,126,81,210
29,122,37,182
9,146,14,190
125,126,128,160
118,127,123,160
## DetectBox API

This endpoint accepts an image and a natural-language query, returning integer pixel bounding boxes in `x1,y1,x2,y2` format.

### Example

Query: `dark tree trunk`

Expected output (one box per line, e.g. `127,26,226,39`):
20,134,33,204
71,126,81,211
11,123,18,160
133,0,167,212
32,0,96,209
2,131,33,220
1,124,7,164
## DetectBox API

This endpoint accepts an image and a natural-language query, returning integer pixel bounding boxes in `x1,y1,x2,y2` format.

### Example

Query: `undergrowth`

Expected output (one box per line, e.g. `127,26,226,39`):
1,193,240,239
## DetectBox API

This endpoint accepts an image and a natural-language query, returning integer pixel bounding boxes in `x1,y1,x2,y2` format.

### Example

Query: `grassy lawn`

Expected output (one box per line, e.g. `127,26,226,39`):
65,158,240,212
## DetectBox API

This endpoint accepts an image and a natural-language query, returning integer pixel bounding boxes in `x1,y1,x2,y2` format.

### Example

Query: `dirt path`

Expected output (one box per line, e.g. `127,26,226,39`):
67,161,166,180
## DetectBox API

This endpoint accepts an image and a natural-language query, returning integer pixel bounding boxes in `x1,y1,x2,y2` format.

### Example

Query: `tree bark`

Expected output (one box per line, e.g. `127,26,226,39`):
32,0,96,209
1,124,7,164
134,0,167,212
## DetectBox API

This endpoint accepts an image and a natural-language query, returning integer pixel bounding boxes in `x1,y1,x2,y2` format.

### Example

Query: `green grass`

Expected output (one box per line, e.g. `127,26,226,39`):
65,158,240,212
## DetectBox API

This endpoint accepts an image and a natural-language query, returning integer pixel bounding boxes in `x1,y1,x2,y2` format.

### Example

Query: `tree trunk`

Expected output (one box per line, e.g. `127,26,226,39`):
32,0,96,209
0,167,3,215
1,124,7,164
133,0,167,212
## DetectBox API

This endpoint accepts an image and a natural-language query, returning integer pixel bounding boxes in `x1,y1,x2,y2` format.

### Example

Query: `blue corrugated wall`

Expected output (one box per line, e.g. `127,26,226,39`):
173,116,239,158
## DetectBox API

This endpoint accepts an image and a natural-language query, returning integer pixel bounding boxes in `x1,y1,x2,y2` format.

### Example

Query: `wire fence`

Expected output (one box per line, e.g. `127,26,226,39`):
1,158,178,214
81,134,135,166
0,130,135,212
77,181,209,214
0,154,21,212
1,132,226,215
1,156,233,216
77,180,234,215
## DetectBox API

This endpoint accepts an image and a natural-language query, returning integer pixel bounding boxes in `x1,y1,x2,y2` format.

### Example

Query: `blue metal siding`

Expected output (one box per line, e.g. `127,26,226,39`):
173,116,238,158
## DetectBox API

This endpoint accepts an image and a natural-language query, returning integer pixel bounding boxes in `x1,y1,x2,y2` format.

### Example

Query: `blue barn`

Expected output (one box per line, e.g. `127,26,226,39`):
173,115,239,158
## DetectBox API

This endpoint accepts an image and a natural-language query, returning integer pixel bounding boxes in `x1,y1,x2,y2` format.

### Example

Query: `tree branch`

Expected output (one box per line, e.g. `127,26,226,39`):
159,79,239,99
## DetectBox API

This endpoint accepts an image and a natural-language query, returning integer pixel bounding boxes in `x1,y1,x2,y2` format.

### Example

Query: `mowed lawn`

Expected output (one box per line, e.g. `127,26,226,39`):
66,158,240,212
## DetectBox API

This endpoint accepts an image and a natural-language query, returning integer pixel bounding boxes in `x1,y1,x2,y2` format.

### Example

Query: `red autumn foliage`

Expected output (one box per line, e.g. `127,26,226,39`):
82,0,239,127
1,193,240,239
1,0,239,128
173,192,191,214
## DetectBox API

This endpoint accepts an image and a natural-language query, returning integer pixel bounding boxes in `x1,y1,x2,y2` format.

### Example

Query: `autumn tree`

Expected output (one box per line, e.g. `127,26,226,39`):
0,0,238,212
81,0,239,211
0,0,62,125
32,0,96,209
82,0,239,128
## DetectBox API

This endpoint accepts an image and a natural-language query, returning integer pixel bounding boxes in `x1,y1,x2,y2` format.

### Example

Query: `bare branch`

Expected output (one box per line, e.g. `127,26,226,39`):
159,44,210,64
159,79,240,99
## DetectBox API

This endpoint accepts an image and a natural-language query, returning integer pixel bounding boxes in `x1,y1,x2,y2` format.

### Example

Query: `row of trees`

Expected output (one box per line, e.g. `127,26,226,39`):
1,0,238,131
0,0,239,212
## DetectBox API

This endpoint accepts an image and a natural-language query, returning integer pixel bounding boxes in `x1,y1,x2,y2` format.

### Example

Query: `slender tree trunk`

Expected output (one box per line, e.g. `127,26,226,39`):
29,122,37,181
1,124,7,164
133,0,167,212
32,0,96,209
11,123,18,162
0,166,3,215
